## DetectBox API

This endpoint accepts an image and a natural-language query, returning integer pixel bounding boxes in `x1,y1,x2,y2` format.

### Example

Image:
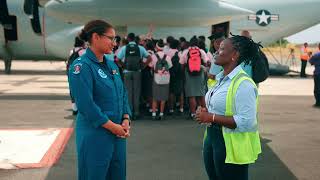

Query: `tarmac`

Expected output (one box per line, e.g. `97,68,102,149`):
0,61,319,180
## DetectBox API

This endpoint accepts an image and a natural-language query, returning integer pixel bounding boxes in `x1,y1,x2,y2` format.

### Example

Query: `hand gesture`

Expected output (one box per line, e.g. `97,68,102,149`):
195,107,212,124
121,120,131,138
110,124,126,137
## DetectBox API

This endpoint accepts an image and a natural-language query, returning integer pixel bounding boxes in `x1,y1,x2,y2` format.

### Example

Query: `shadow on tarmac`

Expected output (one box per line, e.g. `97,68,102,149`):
42,118,298,180
0,70,66,76
0,95,69,100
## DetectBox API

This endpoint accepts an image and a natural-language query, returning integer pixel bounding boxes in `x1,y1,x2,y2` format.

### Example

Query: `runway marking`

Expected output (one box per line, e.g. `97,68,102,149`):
0,128,73,169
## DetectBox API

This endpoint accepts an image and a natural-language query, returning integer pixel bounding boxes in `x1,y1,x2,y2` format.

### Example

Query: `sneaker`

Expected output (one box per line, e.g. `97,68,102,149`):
190,113,196,120
168,109,174,116
151,112,157,120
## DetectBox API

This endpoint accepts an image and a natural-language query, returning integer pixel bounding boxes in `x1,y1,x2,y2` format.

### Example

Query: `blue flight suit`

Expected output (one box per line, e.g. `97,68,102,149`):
69,48,131,180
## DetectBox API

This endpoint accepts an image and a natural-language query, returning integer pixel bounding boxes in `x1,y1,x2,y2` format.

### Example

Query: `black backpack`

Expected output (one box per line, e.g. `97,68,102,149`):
66,48,82,72
252,51,269,83
125,43,141,71
169,51,183,79
154,54,170,73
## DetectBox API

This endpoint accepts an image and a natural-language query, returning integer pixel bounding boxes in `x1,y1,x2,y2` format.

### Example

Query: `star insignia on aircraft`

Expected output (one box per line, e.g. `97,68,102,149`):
248,9,279,27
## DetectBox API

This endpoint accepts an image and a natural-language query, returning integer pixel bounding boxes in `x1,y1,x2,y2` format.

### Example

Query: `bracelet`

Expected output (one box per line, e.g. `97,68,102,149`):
212,113,215,123
122,117,131,125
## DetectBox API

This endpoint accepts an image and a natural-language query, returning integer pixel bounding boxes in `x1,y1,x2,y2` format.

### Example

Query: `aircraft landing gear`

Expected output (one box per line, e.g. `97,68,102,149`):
4,57,12,74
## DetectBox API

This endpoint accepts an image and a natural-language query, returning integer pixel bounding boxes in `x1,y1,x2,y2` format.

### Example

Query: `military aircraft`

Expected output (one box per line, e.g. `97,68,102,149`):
1,0,319,74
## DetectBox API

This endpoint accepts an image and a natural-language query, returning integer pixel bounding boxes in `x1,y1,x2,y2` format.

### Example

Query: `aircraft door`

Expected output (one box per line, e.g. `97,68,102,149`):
211,22,230,38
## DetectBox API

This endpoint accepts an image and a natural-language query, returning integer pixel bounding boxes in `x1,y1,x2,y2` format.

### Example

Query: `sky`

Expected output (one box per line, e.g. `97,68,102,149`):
286,24,320,44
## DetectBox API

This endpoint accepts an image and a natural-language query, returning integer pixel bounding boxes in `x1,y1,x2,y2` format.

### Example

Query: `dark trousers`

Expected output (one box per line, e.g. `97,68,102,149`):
300,60,307,77
67,75,75,103
203,125,249,180
314,74,320,105
124,71,141,116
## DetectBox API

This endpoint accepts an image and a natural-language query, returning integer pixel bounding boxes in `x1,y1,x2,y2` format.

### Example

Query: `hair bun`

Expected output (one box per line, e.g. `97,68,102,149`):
79,29,88,42
157,39,164,48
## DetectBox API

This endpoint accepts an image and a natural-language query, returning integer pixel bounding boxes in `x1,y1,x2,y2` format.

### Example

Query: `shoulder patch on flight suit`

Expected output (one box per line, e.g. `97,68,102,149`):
98,69,108,78
73,63,82,74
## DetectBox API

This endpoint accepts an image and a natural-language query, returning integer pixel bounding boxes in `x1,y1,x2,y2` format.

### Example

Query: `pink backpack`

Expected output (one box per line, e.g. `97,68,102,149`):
187,47,202,76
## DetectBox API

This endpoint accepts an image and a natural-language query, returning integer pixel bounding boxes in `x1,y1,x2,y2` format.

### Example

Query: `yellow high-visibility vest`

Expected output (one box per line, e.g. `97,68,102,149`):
203,70,261,164
223,70,261,164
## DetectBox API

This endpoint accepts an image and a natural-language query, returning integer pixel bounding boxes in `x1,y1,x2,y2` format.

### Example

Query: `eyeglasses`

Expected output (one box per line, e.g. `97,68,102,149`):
100,34,116,42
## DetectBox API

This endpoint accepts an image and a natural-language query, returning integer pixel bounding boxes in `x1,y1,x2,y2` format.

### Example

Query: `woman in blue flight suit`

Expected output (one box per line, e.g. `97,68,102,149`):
69,20,131,180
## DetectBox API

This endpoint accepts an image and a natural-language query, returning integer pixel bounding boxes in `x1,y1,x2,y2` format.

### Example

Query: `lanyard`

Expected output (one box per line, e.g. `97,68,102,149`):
206,75,228,109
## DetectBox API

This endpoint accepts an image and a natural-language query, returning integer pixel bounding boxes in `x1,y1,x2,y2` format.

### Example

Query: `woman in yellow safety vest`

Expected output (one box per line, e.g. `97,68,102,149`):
195,35,262,180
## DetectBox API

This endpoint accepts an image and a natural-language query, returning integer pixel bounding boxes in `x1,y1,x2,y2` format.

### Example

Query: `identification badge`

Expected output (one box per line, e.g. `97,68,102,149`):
98,69,108,78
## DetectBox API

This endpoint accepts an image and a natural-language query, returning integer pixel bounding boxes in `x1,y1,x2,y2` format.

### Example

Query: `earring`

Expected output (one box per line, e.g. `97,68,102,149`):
232,57,235,61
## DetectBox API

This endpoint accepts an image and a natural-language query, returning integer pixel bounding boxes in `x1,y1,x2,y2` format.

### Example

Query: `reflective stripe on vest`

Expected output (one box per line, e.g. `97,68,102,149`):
223,70,261,164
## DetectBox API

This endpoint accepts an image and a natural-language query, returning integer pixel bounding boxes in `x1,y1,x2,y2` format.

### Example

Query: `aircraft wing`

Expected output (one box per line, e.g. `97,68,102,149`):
45,0,253,26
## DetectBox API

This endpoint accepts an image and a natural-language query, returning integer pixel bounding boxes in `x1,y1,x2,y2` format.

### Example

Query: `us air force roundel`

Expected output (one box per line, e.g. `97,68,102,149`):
98,69,108,78
73,63,82,74
256,10,271,26
248,9,279,27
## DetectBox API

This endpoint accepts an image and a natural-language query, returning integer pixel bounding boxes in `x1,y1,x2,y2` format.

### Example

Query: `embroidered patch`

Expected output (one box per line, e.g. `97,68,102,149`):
73,63,82,74
98,69,107,78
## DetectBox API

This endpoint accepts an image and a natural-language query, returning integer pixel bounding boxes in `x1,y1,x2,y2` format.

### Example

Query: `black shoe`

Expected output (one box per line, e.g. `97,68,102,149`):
313,104,320,108
177,109,184,116
157,115,164,121
152,116,157,120
190,114,196,121
72,111,78,115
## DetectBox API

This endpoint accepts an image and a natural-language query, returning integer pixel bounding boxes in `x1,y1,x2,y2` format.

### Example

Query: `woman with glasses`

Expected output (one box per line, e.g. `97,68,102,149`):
69,20,131,180
196,34,262,180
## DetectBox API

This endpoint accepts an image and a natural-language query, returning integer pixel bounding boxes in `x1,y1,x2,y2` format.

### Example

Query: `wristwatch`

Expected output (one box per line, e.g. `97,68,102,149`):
122,117,131,125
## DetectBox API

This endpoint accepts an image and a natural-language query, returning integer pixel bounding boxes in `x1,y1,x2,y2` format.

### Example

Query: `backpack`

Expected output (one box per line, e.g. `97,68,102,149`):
125,43,141,71
187,47,202,76
252,51,269,83
169,51,183,79
154,53,170,85
67,48,82,72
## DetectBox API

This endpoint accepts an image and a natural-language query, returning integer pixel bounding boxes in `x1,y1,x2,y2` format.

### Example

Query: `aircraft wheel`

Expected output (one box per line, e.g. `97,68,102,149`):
4,58,12,74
